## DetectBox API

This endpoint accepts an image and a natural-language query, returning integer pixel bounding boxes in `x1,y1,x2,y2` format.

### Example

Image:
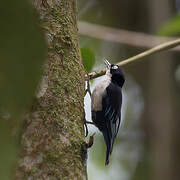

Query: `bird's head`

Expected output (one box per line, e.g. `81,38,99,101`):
104,59,125,87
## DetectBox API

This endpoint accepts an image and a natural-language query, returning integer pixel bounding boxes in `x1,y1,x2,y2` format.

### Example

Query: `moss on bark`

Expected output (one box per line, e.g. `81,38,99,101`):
16,0,87,179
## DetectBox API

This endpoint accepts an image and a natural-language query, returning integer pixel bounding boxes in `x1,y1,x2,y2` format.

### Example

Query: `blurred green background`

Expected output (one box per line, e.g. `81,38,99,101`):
0,1,46,179
79,0,180,180
1,0,180,179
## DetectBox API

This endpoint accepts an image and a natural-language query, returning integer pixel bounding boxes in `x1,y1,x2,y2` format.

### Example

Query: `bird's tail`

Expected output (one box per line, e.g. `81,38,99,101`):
102,130,113,165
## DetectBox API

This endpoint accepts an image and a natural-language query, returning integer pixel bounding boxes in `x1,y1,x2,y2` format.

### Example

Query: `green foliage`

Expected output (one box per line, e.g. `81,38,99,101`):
158,15,180,36
81,48,95,72
0,0,47,179
132,143,150,180
0,122,18,180
89,134,108,169
0,0,46,117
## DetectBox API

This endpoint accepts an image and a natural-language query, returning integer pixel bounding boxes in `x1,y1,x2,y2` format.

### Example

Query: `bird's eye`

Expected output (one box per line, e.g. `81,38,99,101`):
112,65,118,70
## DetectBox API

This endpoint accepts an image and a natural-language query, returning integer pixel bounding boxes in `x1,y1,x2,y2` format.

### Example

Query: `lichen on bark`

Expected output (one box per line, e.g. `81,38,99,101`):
16,0,87,179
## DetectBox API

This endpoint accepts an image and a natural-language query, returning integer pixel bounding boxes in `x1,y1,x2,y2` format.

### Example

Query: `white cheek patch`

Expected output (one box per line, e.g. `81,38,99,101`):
112,65,118,69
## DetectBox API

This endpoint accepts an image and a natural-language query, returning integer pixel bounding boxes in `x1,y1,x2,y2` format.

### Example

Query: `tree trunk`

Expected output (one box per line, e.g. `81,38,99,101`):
147,1,179,180
16,0,87,179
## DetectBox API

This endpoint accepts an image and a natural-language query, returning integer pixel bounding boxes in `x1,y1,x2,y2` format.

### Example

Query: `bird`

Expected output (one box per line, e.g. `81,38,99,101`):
91,59,125,165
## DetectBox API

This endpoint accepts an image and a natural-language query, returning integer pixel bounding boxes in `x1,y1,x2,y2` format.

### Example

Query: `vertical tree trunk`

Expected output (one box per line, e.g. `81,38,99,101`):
16,0,87,179
147,1,180,180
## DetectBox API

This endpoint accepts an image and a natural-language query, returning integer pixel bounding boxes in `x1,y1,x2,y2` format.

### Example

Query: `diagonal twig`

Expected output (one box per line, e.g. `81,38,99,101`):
85,38,180,80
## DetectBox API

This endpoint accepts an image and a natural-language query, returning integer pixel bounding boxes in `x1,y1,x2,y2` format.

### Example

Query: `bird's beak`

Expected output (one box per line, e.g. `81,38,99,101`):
104,59,111,69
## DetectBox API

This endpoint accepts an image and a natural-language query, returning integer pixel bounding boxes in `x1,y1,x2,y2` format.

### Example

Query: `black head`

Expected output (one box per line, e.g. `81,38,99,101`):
104,59,125,87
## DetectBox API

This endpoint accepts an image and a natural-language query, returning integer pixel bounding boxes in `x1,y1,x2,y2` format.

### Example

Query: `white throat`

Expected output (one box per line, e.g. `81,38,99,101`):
91,71,111,111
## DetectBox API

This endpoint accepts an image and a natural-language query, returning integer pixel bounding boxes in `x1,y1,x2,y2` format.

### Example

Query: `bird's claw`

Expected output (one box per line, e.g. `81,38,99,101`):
85,121,95,125
84,120,95,137
85,74,91,97
84,121,88,137
86,133,96,148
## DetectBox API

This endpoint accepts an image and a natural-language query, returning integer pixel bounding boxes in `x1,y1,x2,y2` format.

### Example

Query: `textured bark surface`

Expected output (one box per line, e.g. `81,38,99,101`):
16,0,87,179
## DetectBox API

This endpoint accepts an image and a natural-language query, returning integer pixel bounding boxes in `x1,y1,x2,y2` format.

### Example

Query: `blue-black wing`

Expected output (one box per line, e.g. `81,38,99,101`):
102,82,122,165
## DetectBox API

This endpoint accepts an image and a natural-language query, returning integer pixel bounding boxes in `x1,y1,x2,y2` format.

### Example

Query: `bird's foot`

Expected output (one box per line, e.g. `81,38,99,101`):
84,74,91,97
84,120,95,137
86,133,96,148
84,109,95,137
85,121,95,125
84,121,88,137
84,121,95,137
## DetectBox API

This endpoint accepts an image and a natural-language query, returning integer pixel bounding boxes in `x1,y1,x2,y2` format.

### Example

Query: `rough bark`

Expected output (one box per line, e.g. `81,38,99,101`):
16,0,87,179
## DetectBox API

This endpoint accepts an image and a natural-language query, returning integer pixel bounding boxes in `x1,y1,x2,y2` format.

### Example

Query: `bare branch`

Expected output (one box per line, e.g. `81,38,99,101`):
86,38,180,80
78,21,180,51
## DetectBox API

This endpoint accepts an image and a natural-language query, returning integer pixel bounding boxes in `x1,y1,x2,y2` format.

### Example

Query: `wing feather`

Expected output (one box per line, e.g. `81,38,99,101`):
102,83,122,154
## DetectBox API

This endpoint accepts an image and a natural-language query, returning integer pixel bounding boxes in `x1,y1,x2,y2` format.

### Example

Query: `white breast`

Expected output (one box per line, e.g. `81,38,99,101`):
91,73,111,111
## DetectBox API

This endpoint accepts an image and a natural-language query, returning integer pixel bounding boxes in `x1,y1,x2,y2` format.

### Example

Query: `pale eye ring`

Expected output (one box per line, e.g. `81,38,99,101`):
112,65,118,70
